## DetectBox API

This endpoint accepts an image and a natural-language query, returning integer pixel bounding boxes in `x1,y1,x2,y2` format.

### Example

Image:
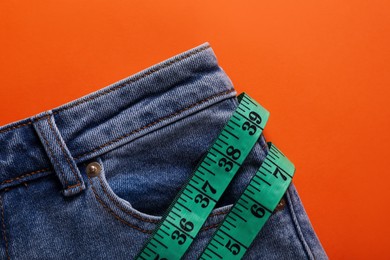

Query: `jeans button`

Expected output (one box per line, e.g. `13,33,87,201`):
86,162,102,177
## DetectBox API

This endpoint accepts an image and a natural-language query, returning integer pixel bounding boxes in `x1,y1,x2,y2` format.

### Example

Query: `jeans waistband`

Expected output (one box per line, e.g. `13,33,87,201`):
0,42,237,194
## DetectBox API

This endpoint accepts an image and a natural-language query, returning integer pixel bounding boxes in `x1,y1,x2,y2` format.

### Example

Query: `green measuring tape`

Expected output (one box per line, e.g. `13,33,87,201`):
199,142,295,259
136,93,295,259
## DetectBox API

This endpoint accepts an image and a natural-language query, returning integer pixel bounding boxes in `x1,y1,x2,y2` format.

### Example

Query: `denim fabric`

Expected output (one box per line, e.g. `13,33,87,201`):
0,42,327,259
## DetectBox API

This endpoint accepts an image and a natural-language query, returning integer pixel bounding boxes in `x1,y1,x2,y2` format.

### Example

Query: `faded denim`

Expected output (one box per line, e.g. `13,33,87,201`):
0,42,327,259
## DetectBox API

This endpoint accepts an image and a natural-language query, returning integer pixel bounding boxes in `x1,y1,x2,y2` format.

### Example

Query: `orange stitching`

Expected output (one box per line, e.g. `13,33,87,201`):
0,90,235,188
35,118,69,187
201,223,220,231
0,45,211,135
75,89,235,160
34,114,51,122
99,173,229,219
46,115,82,187
88,175,153,234
94,189,153,234
67,183,82,189
1,88,235,190
97,175,159,223
88,176,229,233
202,223,222,231
0,121,32,134
0,193,10,260
96,175,230,222
1,168,50,185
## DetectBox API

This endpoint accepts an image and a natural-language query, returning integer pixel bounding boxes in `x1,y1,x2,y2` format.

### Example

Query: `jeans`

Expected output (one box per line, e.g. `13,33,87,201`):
0,42,327,259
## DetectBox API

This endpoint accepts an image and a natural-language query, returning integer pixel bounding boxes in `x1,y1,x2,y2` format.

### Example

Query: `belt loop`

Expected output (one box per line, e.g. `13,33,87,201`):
32,111,86,196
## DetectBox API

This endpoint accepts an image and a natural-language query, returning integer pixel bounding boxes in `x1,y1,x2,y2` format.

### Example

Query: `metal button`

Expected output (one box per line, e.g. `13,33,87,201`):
86,162,102,177
274,197,286,212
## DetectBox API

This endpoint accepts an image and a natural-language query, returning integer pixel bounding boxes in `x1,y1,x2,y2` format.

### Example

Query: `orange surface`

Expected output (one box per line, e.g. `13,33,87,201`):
1,1,389,258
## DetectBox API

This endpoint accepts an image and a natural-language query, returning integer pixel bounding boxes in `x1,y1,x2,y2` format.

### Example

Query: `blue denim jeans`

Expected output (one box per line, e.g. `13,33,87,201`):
0,42,327,259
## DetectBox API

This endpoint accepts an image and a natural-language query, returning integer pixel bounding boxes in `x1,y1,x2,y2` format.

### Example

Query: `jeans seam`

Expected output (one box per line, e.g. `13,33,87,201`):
97,174,159,224
0,168,51,186
73,88,235,160
1,89,235,188
88,175,153,234
286,185,315,259
0,121,32,134
0,44,211,134
50,44,211,116
88,174,229,233
201,223,220,231
96,174,230,224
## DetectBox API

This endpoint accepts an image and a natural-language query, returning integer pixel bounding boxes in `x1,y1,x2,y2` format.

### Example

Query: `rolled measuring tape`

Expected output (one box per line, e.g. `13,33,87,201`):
136,92,295,260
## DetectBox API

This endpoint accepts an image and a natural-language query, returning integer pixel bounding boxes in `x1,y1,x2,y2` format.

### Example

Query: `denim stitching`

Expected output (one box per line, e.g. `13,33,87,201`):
88,175,228,233
89,179,153,234
0,121,32,134
96,175,227,224
1,89,235,188
208,211,227,218
46,114,82,187
74,89,235,160
0,168,51,185
35,119,69,187
97,175,159,224
209,209,231,217
201,223,220,231
286,186,315,259
0,44,211,134
67,183,82,189
0,193,10,260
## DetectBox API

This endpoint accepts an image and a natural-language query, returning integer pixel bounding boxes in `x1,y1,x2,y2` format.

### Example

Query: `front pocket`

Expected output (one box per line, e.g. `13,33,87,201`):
83,97,242,233
86,156,233,233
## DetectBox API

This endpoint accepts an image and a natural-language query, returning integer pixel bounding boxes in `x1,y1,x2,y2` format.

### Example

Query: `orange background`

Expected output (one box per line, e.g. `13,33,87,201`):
1,1,389,258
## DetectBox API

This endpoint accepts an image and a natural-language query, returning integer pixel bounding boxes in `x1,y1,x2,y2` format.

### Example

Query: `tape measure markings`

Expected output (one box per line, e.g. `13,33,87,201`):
199,142,295,259
136,93,269,260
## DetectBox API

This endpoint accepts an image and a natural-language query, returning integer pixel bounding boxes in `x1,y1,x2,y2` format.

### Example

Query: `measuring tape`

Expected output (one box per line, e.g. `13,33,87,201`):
135,93,294,259
199,142,295,259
